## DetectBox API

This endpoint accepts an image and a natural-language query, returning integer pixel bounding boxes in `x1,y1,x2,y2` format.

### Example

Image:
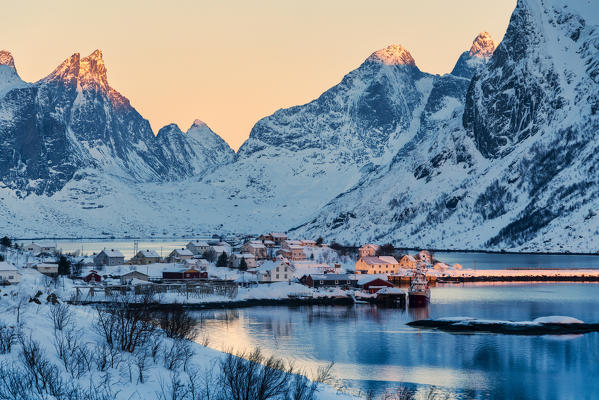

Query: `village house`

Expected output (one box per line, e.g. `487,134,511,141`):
162,268,207,280
301,274,357,289
130,250,161,265
357,275,394,294
300,240,317,247
210,243,231,257
94,249,125,267
415,250,433,265
259,232,287,245
184,258,210,270
24,242,56,255
120,270,150,284
256,257,293,282
83,270,101,283
186,240,210,255
354,256,400,275
167,248,194,262
398,254,418,269
34,263,59,277
291,261,340,278
231,253,257,268
358,244,380,258
280,240,306,261
0,261,21,284
242,241,267,260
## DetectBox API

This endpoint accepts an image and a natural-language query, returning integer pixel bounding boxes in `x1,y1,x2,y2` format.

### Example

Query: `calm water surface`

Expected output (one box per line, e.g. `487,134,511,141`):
195,283,599,400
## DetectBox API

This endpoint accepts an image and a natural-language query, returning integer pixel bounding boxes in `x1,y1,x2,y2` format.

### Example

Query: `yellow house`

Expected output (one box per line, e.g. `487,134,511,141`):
355,256,400,275
398,255,418,269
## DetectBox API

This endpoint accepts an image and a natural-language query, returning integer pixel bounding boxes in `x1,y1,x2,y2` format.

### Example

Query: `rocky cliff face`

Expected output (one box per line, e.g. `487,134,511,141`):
293,0,599,252
451,32,499,79
156,120,234,177
0,50,233,196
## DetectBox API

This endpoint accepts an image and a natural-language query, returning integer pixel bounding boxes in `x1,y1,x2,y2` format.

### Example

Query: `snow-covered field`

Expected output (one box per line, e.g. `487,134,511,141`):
0,248,356,400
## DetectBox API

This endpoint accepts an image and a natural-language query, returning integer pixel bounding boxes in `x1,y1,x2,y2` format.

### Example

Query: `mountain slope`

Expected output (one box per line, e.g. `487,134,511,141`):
0,50,232,196
155,120,234,177
293,0,599,252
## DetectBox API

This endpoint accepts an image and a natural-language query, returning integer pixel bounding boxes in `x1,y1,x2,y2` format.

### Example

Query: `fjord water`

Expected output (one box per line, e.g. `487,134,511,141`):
197,283,599,400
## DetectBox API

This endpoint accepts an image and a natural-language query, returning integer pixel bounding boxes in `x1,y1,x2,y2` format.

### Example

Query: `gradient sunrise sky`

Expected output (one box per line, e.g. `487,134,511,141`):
2,0,515,150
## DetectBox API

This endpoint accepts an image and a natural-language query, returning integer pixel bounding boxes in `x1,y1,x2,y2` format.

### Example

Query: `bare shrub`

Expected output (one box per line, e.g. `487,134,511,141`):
19,335,66,398
0,324,16,354
163,338,194,371
53,327,91,378
219,348,293,400
95,293,158,353
48,303,73,331
158,303,197,340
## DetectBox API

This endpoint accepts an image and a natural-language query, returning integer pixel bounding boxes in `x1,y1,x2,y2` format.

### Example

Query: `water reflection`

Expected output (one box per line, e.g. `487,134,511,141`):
195,283,599,399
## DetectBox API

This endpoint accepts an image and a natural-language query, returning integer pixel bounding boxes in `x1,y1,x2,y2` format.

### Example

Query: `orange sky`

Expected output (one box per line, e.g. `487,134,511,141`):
2,0,515,150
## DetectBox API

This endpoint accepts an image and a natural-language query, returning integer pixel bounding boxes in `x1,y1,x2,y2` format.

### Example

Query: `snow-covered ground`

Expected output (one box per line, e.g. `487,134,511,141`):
0,248,356,400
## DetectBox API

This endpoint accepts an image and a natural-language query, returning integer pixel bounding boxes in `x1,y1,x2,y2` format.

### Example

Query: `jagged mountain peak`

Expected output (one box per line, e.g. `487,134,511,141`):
41,49,109,90
191,119,208,129
367,44,417,66
157,123,183,137
469,31,498,60
0,50,15,68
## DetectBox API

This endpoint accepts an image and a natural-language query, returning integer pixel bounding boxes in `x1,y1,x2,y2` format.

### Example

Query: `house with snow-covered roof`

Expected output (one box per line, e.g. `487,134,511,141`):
242,241,267,260
130,249,161,265
291,261,339,278
167,248,194,262
358,244,380,258
355,255,400,275
24,242,56,255
398,254,418,269
280,240,306,260
301,274,357,289
231,253,257,268
94,249,125,266
0,261,21,284
186,240,210,255
256,257,293,282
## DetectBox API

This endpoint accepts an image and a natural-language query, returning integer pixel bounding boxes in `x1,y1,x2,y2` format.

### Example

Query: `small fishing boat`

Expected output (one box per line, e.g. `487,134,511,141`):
408,268,430,307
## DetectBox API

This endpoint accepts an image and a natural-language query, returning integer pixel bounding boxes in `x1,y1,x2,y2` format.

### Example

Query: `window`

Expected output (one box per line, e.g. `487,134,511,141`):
8,275,14,280
284,274,287,279
276,274,279,279
335,280,339,284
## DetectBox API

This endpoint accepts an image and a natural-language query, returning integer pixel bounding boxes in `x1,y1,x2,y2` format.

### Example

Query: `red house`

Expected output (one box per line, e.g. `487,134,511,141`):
83,270,101,283
361,278,394,294
162,269,208,280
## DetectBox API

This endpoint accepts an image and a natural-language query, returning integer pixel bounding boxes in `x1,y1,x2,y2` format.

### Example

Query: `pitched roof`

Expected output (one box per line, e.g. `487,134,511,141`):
138,249,160,258
100,249,124,258
360,256,398,265
245,241,266,249
0,261,17,272
172,248,193,256
188,240,209,247
310,274,355,281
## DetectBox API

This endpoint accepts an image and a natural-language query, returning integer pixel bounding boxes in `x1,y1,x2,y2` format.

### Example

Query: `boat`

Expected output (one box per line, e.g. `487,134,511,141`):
408,268,430,307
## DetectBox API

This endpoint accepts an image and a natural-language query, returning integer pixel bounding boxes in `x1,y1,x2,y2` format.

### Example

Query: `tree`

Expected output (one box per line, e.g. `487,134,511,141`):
203,249,217,263
216,252,228,268
376,243,395,256
57,256,71,276
238,257,248,271
0,236,10,249
315,237,324,246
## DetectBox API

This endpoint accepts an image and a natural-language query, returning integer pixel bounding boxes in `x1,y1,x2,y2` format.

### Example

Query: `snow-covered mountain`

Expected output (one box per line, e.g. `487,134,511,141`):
155,120,234,177
0,50,233,196
293,0,599,252
451,32,499,79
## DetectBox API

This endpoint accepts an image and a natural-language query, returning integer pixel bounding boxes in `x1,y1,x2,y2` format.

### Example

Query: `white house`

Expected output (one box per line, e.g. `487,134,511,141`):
186,240,210,255
0,262,21,284
291,262,339,278
168,248,194,262
94,249,125,266
24,242,56,255
256,257,294,282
